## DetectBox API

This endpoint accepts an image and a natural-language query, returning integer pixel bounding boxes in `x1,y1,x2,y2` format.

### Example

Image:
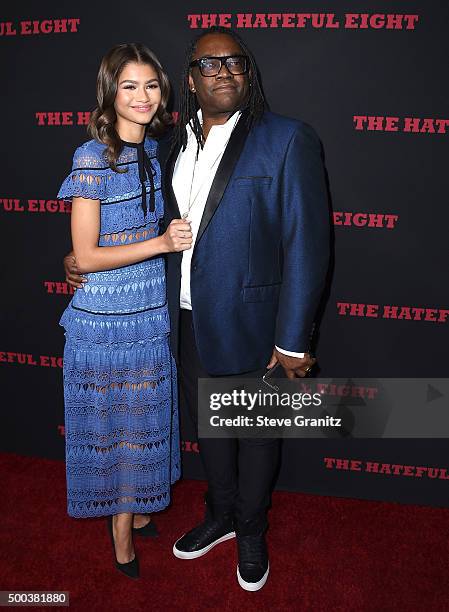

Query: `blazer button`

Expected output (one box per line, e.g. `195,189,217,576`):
192,264,197,272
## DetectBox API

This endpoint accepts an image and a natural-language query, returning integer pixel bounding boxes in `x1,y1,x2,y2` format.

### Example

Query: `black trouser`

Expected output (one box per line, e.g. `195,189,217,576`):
178,309,280,533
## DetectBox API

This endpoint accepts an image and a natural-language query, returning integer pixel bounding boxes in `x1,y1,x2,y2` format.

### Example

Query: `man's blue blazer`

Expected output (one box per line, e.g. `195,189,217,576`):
161,110,330,375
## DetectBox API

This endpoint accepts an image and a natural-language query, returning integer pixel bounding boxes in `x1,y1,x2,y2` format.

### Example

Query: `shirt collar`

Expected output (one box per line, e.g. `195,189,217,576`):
186,109,242,143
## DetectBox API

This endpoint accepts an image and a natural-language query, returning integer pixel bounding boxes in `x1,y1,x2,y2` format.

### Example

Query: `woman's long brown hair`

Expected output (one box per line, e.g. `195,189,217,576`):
88,43,172,171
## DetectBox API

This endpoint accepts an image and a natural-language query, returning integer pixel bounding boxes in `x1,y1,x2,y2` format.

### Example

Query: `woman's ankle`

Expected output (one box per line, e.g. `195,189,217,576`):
133,513,151,529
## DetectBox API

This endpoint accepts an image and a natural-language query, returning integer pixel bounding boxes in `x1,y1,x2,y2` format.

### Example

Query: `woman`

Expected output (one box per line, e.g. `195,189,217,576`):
58,43,192,579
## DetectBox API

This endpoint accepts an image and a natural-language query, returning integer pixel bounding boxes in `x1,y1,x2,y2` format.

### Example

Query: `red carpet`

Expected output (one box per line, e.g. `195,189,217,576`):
1,453,448,611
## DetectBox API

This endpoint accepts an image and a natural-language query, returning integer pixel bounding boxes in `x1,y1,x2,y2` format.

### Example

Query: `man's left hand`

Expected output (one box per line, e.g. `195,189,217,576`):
267,348,316,379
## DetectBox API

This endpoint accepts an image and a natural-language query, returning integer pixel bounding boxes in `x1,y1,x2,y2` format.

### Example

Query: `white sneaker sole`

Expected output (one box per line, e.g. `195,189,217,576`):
237,563,270,591
173,531,236,559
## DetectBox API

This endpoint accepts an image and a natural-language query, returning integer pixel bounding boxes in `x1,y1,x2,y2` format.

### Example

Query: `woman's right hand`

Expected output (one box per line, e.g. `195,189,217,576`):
162,219,193,252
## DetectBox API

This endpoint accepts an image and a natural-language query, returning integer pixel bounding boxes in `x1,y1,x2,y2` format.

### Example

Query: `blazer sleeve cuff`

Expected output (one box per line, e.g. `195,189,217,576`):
275,345,305,358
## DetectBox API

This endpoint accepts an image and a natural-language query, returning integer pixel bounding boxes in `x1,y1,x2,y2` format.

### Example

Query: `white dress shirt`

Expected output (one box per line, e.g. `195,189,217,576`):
172,110,305,359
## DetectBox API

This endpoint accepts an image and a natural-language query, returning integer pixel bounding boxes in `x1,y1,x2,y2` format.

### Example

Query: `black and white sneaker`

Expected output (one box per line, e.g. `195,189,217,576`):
173,514,235,559
236,532,269,591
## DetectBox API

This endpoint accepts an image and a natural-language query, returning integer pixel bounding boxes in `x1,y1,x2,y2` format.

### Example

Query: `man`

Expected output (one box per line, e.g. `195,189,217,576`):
66,27,329,591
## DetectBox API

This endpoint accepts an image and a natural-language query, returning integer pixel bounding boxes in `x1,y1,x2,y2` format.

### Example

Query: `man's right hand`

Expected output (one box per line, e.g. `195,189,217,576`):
64,252,86,289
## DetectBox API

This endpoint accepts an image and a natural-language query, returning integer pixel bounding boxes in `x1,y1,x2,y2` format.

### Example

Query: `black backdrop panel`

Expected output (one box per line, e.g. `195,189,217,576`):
1,1,448,506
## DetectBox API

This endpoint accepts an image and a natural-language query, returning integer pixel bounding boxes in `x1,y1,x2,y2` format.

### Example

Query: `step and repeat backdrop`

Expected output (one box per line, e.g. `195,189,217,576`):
1,1,448,506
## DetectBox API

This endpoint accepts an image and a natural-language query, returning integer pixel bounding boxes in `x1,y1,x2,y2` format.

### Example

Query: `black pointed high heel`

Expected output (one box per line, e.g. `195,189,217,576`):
107,515,140,579
132,515,159,538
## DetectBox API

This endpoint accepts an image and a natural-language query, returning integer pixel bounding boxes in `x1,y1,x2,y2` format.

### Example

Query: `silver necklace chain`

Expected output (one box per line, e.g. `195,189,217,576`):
182,151,199,220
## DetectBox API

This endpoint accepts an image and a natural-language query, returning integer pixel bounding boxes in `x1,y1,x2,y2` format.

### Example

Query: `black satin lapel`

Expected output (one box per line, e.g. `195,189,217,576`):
163,142,181,222
195,113,250,249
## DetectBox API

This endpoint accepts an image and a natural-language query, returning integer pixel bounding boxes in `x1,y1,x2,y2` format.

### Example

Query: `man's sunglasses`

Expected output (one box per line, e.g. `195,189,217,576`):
189,55,249,77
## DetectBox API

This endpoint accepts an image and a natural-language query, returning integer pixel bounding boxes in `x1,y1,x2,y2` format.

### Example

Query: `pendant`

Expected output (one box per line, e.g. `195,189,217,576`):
182,211,189,219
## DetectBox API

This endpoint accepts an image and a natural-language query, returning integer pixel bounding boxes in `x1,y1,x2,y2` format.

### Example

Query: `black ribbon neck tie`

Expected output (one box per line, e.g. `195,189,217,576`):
136,143,156,217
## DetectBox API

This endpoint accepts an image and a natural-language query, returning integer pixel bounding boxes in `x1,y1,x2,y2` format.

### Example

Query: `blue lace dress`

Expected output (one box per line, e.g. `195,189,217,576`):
58,137,180,518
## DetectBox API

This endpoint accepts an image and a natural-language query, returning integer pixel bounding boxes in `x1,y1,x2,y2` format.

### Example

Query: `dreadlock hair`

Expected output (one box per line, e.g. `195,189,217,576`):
174,26,266,152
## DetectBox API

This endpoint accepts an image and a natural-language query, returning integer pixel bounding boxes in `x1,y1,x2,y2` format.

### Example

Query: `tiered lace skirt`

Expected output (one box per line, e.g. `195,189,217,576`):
60,257,180,518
